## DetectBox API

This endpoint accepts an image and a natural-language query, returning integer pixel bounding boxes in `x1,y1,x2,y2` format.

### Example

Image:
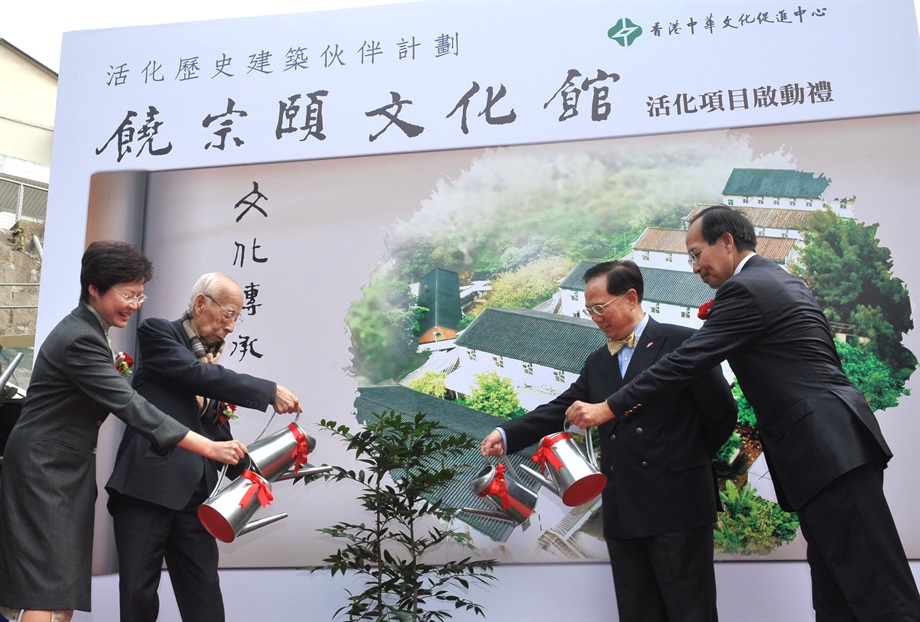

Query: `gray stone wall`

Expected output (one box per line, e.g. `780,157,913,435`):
0,220,42,342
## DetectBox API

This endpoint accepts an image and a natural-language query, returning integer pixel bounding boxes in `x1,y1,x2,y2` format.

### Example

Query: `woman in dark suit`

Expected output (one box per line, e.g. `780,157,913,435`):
0,241,247,622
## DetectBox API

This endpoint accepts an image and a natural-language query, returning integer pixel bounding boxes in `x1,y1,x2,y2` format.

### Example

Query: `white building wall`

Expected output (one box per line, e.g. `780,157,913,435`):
632,249,693,272
723,194,854,219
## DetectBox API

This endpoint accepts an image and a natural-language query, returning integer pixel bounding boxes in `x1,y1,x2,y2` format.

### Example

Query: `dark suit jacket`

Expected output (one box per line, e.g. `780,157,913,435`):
607,255,891,511
502,317,737,540
106,317,276,511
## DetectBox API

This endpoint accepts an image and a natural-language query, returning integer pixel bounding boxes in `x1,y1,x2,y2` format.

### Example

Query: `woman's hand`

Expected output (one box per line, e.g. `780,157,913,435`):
178,431,247,464
207,439,247,465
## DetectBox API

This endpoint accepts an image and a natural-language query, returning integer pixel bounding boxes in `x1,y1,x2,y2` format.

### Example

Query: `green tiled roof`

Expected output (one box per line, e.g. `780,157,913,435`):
639,267,714,307
417,268,462,334
455,307,605,373
722,168,830,199
560,262,713,308
558,260,599,292
354,385,542,543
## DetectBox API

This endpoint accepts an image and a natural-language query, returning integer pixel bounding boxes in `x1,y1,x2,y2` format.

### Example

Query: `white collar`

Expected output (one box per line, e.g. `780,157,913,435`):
734,252,757,276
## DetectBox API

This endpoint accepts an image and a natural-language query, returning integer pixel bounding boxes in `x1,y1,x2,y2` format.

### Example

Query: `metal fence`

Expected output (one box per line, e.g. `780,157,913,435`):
0,176,47,223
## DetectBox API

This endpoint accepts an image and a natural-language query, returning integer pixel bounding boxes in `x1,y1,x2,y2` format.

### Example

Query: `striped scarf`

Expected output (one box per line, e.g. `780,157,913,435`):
182,310,223,362
183,310,224,417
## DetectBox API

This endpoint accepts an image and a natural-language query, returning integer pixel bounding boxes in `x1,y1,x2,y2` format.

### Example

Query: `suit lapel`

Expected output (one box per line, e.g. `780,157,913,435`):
623,317,666,383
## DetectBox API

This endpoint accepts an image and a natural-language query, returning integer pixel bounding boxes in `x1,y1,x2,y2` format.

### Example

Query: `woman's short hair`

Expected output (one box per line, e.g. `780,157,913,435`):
80,241,154,303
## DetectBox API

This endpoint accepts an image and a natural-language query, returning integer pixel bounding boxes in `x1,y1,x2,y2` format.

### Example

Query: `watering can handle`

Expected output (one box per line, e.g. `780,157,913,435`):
252,409,301,443
564,418,599,469
207,463,229,501
585,426,598,469
481,453,523,481
499,454,525,481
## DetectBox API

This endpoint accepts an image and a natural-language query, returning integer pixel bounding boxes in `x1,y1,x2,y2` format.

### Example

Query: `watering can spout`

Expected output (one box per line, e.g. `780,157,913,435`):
238,512,289,536
465,455,539,526
518,464,558,494
273,465,333,482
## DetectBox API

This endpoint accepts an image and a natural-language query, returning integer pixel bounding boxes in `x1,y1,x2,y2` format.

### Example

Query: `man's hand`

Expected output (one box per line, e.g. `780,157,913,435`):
480,430,505,458
274,384,303,414
565,400,615,429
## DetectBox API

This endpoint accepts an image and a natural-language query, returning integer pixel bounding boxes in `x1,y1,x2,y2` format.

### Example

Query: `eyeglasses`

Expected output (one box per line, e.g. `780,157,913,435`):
584,292,625,317
112,287,147,305
205,294,244,324
687,246,704,266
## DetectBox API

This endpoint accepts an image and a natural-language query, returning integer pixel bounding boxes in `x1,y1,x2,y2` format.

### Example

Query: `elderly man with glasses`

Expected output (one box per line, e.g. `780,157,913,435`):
481,259,737,621
105,273,302,622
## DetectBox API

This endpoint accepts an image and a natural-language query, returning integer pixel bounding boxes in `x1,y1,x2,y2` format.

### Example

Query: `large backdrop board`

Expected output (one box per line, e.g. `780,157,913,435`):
42,0,919,598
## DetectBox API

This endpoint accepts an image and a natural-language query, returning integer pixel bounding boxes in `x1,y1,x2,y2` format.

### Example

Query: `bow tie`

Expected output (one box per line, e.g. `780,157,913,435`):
607,332,637,355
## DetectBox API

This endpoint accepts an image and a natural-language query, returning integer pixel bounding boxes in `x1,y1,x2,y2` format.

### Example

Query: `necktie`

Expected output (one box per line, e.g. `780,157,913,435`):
607,332,637,356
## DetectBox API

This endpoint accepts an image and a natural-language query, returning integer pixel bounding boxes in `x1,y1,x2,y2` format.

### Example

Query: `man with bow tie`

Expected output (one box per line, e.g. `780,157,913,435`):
481,259,737,621
567,206,920,621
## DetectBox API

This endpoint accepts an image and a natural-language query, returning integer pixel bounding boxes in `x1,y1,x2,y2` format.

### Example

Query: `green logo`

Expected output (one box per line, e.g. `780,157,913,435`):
608,18,643,47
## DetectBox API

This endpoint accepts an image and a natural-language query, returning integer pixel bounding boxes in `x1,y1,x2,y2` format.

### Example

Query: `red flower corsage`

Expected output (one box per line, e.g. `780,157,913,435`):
216,402,238,425
698,299,715,321
115,351,134,376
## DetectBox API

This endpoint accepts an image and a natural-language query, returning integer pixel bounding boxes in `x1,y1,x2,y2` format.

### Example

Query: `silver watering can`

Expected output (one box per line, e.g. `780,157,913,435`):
245,413,328,482
519,422,606,507
460,455,539,525
197,465,283,543
197,411,332,542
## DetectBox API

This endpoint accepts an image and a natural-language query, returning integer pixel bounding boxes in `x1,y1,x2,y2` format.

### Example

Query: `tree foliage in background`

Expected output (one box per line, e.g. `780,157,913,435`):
798,208,916,387
459,372,526,419
408,371,448,399
412,306,429,335
348,278,425,385
709,385,792,556
316,412,497,622
457,313,477,331
836,339,908,410
714,482,800,556
486,257,575,310
386,144,737,283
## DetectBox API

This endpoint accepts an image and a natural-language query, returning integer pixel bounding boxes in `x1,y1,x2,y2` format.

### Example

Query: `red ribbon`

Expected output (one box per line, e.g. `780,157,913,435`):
239,469,273,509
532,435,566,475
483,463,513,510
288,423,310,474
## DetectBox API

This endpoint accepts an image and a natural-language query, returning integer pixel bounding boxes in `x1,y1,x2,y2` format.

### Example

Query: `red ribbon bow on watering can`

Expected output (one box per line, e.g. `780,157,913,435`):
533,436,566,475
483,462,513,510
288,423,310,474
239,469,274,509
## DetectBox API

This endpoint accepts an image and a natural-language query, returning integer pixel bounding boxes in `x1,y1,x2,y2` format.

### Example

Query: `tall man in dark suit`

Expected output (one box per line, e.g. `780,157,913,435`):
106,273,303,622
481,260,737,621
567,206,920,621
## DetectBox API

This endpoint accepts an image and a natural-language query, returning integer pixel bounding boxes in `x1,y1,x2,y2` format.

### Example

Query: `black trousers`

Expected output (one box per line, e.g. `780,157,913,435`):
110,491,224,622
797,462,920,622
606,524,718,622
